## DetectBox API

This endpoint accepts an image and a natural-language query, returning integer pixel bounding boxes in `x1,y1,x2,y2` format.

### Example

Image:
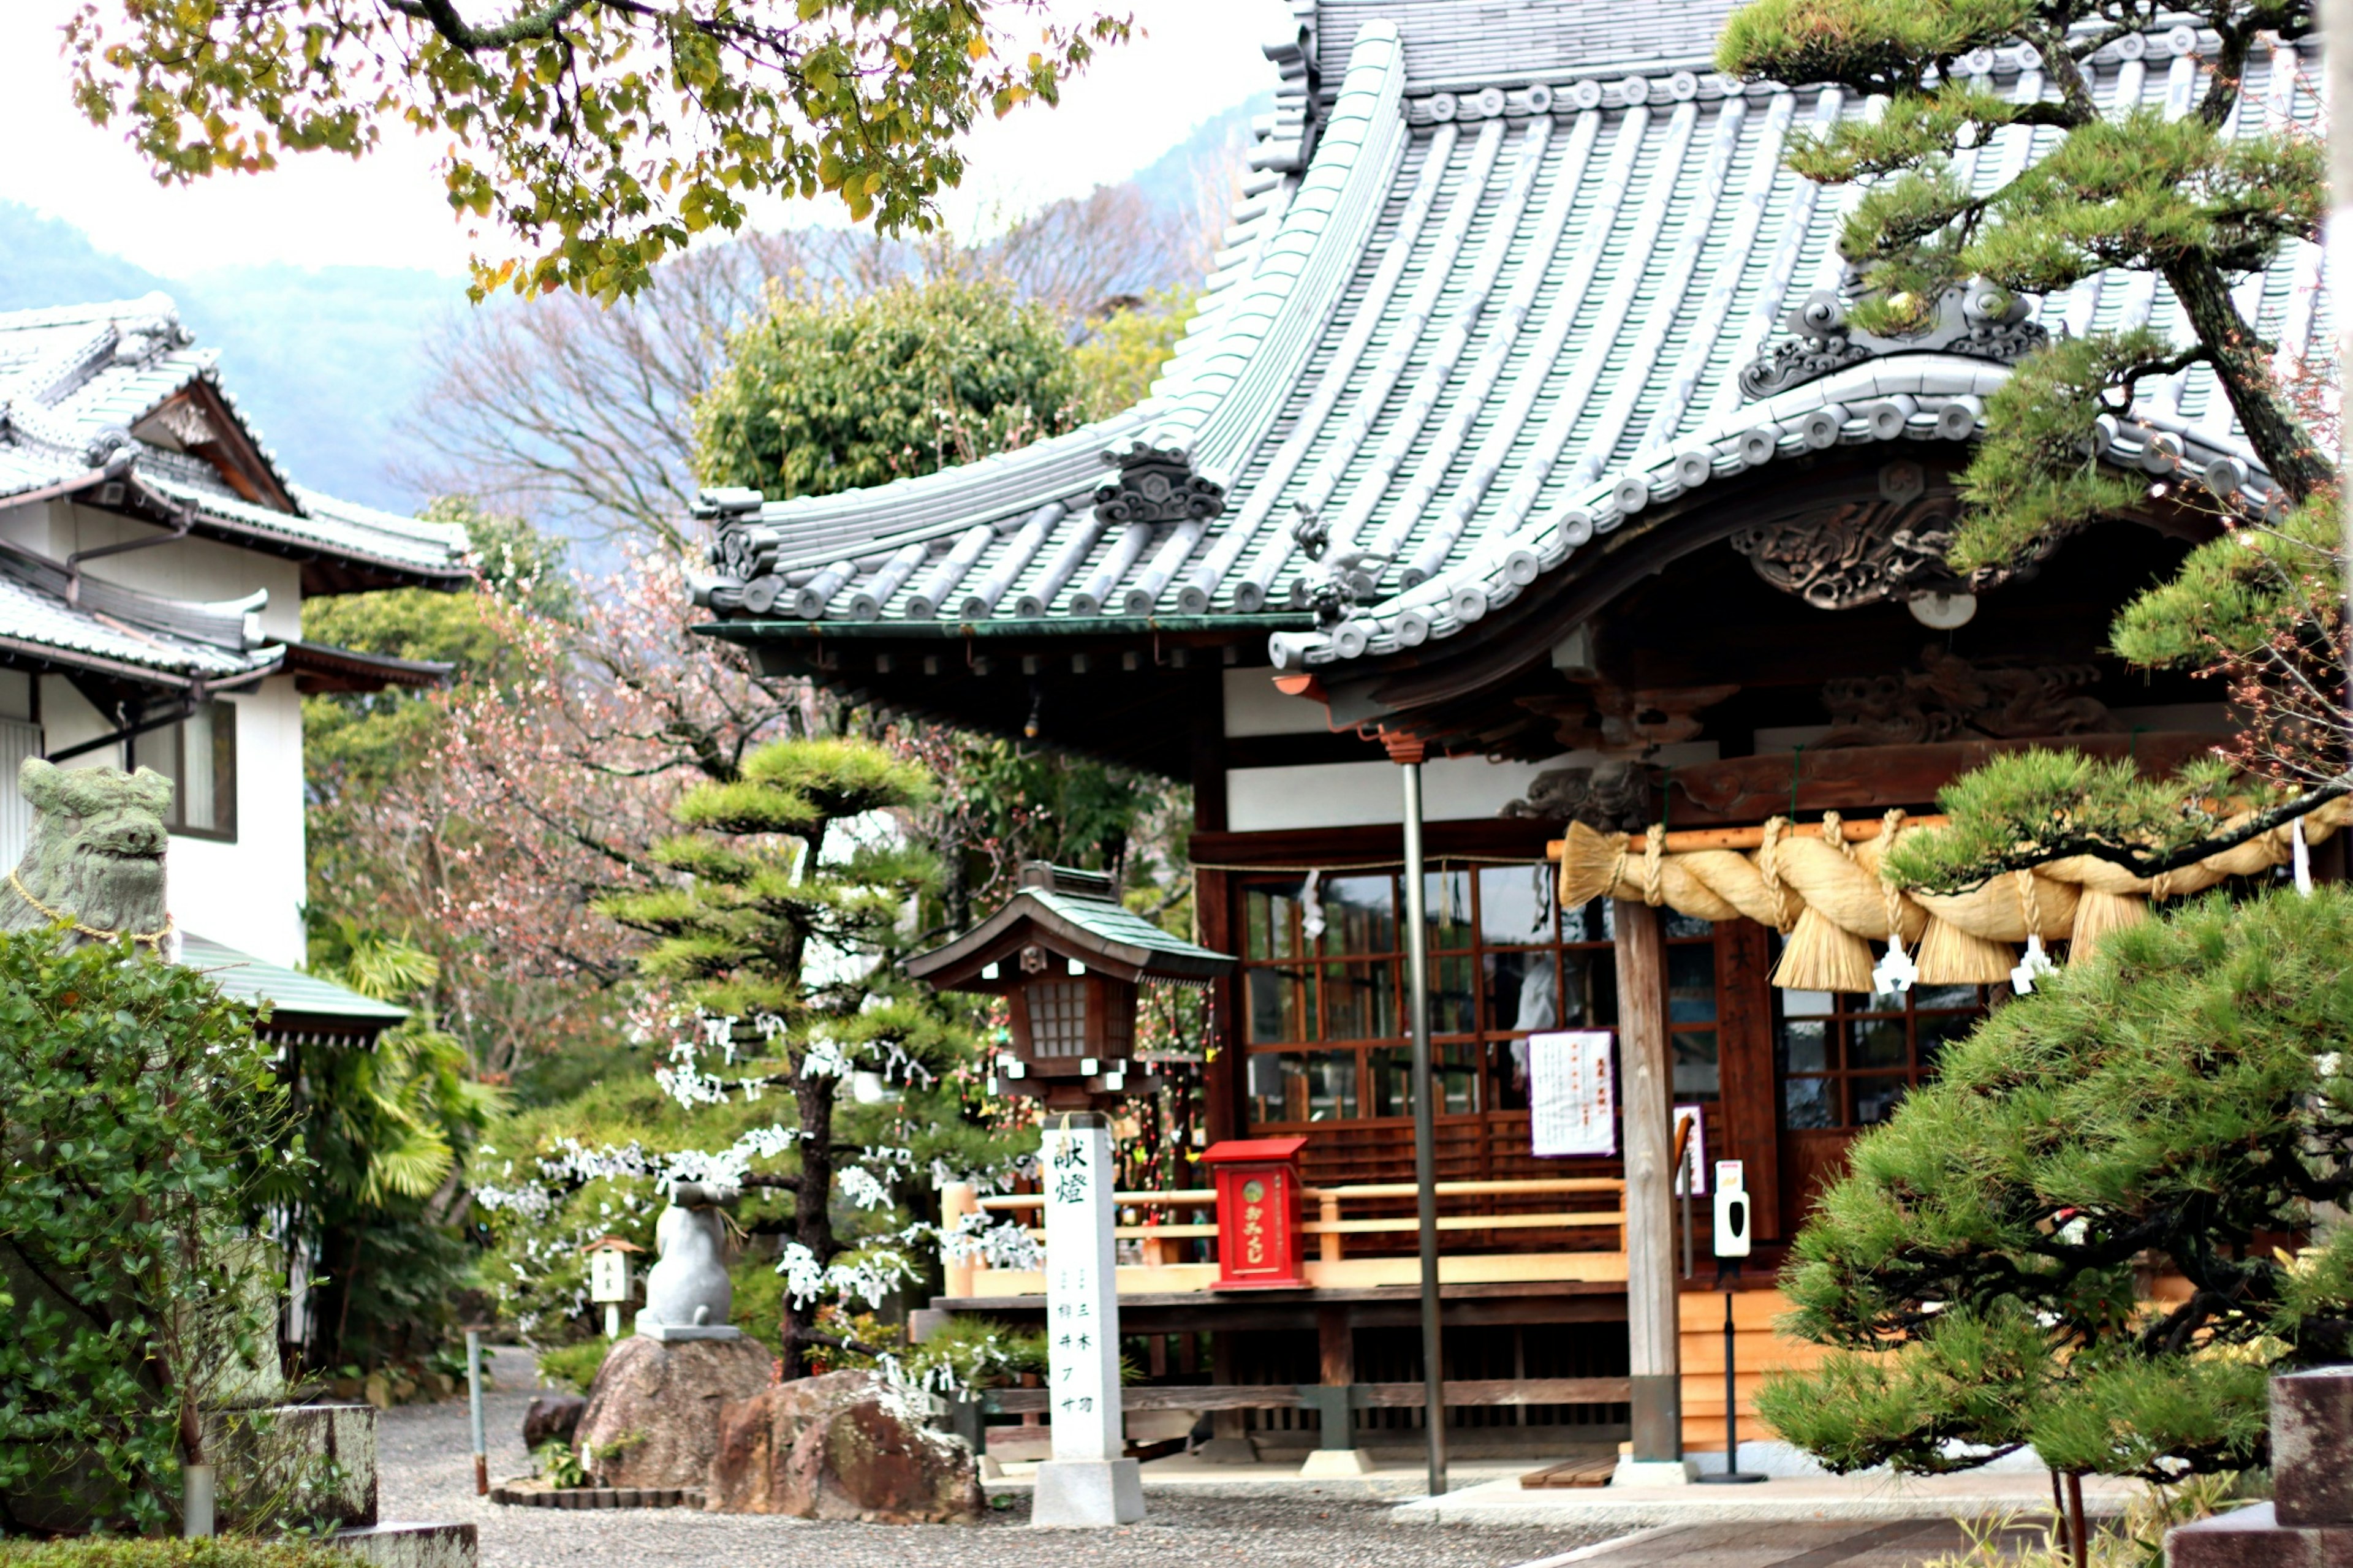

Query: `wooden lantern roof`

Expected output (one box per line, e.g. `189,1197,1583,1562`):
906,862,1235,993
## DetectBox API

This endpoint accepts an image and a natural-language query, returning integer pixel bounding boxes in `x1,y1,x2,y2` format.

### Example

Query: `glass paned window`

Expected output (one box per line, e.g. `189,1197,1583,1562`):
1371,1044,1482,1117
1238,868,1713,1129
130,699,236,840
1772,949,1988,1130
1247,1050,1358,1123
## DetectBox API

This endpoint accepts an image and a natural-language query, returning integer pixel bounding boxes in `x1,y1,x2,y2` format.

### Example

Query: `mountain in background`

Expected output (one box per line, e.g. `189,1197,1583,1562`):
0,94,1271,520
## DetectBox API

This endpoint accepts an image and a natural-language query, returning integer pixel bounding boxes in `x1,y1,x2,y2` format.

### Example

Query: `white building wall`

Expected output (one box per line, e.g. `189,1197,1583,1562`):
1,500,313,966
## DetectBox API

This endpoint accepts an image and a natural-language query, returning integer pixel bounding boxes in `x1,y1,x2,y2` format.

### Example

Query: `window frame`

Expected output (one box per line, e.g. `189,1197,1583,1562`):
1235,866,1721,1129
1772,977,1990,1132
131,698,238,843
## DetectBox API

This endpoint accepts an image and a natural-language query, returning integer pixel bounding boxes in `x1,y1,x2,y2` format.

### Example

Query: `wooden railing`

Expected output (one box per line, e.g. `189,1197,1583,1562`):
939,1176,1627,1297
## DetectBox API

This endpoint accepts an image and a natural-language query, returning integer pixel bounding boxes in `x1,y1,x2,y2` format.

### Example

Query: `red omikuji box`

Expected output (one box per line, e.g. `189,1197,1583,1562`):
1201,1135,1309,1289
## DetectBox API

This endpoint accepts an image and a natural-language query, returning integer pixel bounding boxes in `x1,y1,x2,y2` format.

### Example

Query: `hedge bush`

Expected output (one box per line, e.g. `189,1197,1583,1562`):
0,1542,346,1567
0,934,287,1533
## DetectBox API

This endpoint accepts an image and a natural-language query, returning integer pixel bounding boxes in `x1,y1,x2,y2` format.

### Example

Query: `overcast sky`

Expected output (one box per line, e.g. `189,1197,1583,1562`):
0,1,1289,277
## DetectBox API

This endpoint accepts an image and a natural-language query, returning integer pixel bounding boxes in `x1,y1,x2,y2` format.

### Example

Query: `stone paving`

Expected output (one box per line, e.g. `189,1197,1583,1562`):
376,1348,2070,1568
373,1347,1633,1567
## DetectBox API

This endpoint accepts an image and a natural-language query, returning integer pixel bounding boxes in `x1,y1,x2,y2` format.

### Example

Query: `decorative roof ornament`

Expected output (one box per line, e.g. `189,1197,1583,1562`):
1289,502,1387,632
1093,445,1224,526
1728,487,2047,612
1739,278,2049,401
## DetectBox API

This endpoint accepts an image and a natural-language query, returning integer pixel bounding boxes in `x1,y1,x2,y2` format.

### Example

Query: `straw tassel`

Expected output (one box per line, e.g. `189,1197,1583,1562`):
2067,888,2148,960
1769,812,1876,992
1914,916,2017,985
1556,820,1626,910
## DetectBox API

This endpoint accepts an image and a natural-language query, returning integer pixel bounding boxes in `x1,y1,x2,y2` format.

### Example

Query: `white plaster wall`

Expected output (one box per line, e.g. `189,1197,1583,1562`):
162,676,307,967
1225,741,1722,831
1222,667,1327,737
1,501,311,964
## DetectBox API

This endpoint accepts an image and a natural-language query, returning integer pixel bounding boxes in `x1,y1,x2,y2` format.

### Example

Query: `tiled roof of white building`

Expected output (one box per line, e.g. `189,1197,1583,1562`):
0,536,281,686
691,2,2322,673
0,295,471,588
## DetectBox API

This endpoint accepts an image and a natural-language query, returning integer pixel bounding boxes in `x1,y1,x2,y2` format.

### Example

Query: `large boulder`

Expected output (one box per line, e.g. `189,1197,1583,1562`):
574,1334,774,1488
523,1393,586,1450
707,1370,983,1524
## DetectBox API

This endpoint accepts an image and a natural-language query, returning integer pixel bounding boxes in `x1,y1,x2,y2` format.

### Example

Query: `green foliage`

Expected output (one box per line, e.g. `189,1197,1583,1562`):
1070,287,1198,420
67,2,1130,301
531,1438,588,1489
2112,495,2343,670
1949,329,2183,572
899,1315,1046,1397
1718,0,2330,557
0,934,288,1533
1763,886,2353,1482
0,1543,347,1568
1882,746,2253,892
692,274,1080,499
532,1338,613,1397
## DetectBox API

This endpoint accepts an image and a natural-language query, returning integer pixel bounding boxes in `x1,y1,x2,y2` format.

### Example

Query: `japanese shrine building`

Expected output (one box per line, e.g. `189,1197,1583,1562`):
689,0,2318,1464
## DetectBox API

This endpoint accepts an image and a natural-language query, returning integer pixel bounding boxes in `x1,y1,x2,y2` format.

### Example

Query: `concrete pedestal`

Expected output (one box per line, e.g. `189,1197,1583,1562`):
1031,1458,1145,1527
1613,1456,1699,1488
1300,1448,1378,1477
632,1316,743,1343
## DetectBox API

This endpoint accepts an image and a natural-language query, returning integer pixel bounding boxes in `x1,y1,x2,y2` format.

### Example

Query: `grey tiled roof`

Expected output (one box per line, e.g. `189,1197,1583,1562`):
0,537,282,686
0,296,471,587
692,7,2322,673
180,931,411,1038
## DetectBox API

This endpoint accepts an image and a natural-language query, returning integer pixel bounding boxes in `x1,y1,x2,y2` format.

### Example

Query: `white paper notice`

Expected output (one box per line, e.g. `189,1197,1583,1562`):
1529,1030,1616,1157
1041,1118,1124,1461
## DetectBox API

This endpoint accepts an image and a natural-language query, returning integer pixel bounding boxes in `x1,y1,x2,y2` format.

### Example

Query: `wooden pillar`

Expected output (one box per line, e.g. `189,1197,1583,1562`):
1613,897,1681,1461
1316,1305,1357,1453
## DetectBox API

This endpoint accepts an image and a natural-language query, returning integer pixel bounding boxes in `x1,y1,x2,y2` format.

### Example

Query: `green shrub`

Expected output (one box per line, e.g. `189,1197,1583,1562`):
531,1339,612,1396
0,1540,346,1566
0,935,289,1533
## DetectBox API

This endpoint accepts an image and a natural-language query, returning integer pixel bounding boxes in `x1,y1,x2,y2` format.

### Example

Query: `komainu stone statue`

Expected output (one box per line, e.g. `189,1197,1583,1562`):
0,757,173,948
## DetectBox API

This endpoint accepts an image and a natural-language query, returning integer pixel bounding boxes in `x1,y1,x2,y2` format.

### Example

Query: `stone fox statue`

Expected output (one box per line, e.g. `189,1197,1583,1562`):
0,756,173,948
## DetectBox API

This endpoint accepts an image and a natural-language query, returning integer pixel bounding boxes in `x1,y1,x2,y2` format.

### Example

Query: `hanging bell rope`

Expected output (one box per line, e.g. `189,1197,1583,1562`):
1551,797,2353,991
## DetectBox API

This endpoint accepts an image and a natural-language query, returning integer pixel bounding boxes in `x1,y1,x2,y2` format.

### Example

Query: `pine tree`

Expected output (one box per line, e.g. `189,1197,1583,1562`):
1719,0,2341,874
1759,885,2353,1483
598,735,990,1374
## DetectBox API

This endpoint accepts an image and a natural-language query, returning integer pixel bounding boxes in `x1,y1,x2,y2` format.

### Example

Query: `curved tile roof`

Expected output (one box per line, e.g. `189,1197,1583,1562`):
694,9,2321,675
0,295,471,588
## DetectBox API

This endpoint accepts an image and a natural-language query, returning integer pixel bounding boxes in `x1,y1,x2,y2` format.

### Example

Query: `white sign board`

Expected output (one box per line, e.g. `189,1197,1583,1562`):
1042,1119,1123,1460
1528,1030,1616,1157
589,1248,631,1303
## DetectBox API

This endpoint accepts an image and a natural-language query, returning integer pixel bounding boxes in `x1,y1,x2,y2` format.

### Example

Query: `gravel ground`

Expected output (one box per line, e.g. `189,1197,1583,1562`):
374,1347,1640,1568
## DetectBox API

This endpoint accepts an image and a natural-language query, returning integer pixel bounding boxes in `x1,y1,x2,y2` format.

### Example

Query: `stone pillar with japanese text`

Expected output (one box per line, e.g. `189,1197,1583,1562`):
1031,1113,1145,1526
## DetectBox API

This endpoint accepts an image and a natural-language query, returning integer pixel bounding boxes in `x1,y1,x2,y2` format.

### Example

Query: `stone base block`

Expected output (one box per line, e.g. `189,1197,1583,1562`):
1031,1458,1144,1528
1612,1457,1698,1488
331,1520,479,1568
202,1401,379,1530
1192,1436,1259,1465
632,1316,744,1342
2168,1503,2353,1568
1299,1447,1377,1477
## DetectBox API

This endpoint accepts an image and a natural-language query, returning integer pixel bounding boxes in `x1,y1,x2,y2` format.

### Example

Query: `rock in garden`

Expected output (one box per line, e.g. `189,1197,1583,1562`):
573,1335,774,1488
707,1369,983,1524
522,1393,586,1450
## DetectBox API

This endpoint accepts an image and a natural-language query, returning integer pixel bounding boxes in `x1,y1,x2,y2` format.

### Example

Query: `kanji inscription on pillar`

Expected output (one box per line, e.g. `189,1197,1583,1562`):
1042,1117,1123,1461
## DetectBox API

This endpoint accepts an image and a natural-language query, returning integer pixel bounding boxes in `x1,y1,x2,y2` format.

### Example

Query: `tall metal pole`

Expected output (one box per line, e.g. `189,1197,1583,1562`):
1400,754,1447,1497
467,1328,488,1497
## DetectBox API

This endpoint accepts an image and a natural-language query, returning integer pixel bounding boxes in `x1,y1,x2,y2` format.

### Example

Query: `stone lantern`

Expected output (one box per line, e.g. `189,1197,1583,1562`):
906,862,1235,1111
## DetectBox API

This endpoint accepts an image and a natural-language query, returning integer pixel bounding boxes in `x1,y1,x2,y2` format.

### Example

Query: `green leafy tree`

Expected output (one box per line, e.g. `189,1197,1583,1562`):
1759,885,2353,1487
1071,286,1199,420
588,736,1007,1373
0,937,287,1534
66,2,1129,300
694,272,1080,498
